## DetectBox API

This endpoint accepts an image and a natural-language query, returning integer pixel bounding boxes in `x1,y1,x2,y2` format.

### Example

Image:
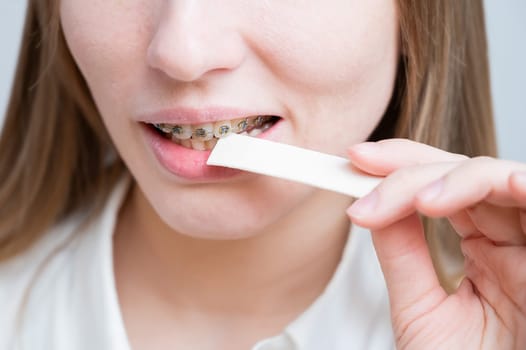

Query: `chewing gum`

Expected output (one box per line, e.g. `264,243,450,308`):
207,134,382,198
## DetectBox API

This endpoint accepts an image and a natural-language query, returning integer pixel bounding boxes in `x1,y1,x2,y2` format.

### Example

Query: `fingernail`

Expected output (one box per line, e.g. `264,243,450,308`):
418,179,444,202
347,190,378,218
350,142,379,155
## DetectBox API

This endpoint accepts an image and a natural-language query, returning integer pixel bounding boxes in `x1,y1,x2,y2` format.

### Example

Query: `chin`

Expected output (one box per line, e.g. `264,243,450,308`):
157,207,276,241
146,179,314,241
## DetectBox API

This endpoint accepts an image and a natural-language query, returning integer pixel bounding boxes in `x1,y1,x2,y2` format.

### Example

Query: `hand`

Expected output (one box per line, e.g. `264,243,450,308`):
346,139,526,350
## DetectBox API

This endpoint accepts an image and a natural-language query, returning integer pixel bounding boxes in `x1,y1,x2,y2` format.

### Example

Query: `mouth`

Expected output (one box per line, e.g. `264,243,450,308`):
140,112,284,180
146,115,281,151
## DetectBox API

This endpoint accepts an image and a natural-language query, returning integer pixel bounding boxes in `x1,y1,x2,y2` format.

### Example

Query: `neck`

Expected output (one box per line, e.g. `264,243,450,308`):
114,182,351,321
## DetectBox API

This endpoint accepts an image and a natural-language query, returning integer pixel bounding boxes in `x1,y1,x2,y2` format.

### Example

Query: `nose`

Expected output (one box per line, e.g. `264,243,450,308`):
147,1,246,82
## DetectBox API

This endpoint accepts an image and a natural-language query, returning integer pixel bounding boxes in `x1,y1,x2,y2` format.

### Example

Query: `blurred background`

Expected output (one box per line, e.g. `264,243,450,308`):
1,1,525,161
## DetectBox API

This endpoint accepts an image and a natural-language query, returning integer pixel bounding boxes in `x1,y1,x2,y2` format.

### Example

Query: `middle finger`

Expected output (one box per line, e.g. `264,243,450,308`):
348,161,460,229
466,202,526,245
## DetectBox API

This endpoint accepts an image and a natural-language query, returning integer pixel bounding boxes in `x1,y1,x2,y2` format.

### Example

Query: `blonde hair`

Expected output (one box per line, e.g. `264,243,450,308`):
0,1,495,289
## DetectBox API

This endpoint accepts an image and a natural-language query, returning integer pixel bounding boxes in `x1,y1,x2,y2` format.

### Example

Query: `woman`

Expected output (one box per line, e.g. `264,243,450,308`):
1,0,525,349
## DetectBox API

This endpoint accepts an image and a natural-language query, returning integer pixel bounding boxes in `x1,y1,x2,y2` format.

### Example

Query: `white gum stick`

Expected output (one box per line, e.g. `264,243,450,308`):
207,134,382,198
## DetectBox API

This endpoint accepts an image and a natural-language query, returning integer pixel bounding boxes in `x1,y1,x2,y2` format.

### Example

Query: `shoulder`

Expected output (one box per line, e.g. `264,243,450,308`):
0,177,131,349
0,214,84,348
0,177,131,305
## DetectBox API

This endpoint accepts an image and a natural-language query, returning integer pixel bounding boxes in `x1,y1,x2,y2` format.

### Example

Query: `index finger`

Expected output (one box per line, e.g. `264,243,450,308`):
348,138,468,176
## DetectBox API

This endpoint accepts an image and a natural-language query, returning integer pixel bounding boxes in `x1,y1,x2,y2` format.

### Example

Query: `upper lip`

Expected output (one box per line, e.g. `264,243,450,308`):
138,106,280,125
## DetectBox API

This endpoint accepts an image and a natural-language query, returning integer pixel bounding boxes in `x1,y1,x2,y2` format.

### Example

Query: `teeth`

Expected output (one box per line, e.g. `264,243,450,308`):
231,118,249,133
254,115,266,128
246,117,256,130
262,122,273,131
157,123,174,134
213,120,232,138
171,134,182,145
205,138,218,150
192,123,214,141
171,124,193,140
153,115,277,150
248,128,262,137
190,139,206,151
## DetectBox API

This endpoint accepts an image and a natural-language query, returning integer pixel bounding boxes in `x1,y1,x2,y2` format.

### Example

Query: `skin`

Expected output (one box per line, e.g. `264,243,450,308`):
348,140,526,349
60,0,526,349
60,0,398,348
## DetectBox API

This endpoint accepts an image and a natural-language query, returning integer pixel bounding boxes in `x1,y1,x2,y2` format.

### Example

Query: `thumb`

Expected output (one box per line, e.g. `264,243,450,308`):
370,213,448,324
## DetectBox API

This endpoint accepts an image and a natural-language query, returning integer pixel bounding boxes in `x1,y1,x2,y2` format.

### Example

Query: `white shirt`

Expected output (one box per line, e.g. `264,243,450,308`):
0,179,395,349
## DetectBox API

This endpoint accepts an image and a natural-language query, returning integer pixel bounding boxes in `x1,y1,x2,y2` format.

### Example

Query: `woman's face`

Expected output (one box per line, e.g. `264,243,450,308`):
60,0,399,239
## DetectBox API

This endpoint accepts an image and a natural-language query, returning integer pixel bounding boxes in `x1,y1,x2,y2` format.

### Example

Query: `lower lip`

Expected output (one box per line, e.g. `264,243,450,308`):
141,120,284,181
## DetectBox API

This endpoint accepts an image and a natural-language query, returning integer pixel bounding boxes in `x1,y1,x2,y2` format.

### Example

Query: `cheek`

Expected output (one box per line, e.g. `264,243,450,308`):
253,1,399,92
60,0,154,112
249,1,399,154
